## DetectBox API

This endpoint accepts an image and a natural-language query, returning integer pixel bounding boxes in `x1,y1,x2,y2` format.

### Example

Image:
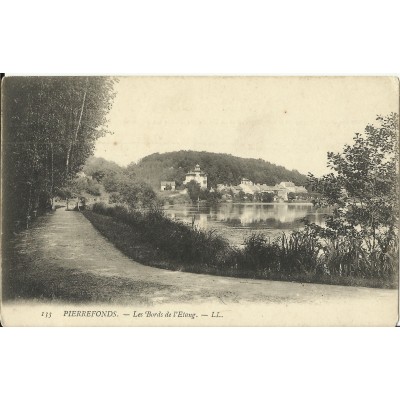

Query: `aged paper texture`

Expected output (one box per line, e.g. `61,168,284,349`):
1,76,399,326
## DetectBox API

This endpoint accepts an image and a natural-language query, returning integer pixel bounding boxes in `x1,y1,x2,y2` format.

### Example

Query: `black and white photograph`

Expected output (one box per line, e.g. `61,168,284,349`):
1,76,399,326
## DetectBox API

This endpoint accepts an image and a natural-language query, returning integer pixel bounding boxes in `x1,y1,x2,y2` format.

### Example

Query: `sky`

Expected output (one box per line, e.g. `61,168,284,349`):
94,77,398,176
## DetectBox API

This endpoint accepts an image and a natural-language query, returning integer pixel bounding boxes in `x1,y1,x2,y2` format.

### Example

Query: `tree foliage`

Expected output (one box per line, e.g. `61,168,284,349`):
118,180,157,209
260,192,275,202
83,156,124,183
308,113,399,253
82,156,157,208
125,150,308,190
186,180,201,202
2,76,118,227
65,176,102,197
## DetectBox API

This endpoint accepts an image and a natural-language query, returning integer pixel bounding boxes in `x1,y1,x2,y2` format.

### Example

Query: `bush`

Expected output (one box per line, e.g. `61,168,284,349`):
91,203,231,268
236,233,279,272
278,230,321,275
318,236,398,279
86,181,102,196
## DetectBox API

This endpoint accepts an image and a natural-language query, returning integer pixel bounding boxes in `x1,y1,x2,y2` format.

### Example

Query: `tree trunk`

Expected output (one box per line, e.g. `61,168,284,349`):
26,183,32,229
66,77,89,178
50,142,55,208
65,140,73,177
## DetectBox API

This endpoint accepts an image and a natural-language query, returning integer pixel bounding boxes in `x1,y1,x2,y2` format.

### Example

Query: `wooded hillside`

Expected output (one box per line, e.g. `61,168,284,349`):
124,150,308,189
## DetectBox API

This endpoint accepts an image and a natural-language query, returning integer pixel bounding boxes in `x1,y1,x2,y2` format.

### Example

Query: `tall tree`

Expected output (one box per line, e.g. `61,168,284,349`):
2,76,118,228
308,113,399,253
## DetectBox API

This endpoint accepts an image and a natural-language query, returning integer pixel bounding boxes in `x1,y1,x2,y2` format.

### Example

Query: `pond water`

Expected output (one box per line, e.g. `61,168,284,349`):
163,203,329,247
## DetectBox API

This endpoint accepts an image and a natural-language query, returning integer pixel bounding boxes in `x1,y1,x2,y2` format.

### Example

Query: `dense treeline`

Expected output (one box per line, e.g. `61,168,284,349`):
125,150,308,189
82,156,157,208
2,76,117,229
83,156,124,188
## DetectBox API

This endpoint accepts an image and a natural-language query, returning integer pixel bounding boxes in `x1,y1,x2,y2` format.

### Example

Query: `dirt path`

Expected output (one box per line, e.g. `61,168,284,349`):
5,208,398,317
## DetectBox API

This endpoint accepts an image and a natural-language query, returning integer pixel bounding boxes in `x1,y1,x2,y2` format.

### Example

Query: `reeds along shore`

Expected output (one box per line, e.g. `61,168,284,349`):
84,203,398,289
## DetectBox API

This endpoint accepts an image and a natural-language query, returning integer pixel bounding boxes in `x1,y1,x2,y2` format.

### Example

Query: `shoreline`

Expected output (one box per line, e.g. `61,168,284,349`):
162,200,315,206
81,209,398,290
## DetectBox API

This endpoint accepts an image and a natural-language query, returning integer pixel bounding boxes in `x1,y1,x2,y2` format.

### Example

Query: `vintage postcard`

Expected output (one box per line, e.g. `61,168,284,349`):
1,76,399,326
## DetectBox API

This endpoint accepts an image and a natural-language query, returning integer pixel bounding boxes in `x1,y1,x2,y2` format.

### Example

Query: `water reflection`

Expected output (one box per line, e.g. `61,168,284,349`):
164,203,328,231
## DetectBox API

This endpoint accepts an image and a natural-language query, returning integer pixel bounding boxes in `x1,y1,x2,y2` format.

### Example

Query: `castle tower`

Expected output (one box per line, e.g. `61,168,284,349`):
184,164,208,189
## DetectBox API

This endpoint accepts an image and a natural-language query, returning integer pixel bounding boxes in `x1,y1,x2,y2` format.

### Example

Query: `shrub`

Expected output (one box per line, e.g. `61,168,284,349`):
91,203,232,268
278,230,321,275
237,233,279,272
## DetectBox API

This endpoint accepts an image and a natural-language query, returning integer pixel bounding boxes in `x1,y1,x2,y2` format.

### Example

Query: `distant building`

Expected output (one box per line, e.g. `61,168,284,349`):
279,181,296,189
241,178,254,186
160,181,176,191
184,164,208,189
258,184,275,192
272,182,308,200
225,179,308,201
239,181,260,194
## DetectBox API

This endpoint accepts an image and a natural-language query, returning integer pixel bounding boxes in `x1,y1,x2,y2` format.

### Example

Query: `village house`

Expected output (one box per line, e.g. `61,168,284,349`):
217,179,308,202
258,184,278,193
240,178,254,186
184,164,208,189
160,181,176,191
239,179,260,195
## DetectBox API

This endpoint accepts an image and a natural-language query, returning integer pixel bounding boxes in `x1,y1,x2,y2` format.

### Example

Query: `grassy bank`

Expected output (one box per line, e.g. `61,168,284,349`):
82,203,398,288
3,253,169,304
2,211,172,304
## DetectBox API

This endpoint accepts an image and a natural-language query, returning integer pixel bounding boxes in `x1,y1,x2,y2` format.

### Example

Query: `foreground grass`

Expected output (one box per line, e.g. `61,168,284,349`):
2,222,172,304
83,205,398,288
82,210,234,275
3,260,170,304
